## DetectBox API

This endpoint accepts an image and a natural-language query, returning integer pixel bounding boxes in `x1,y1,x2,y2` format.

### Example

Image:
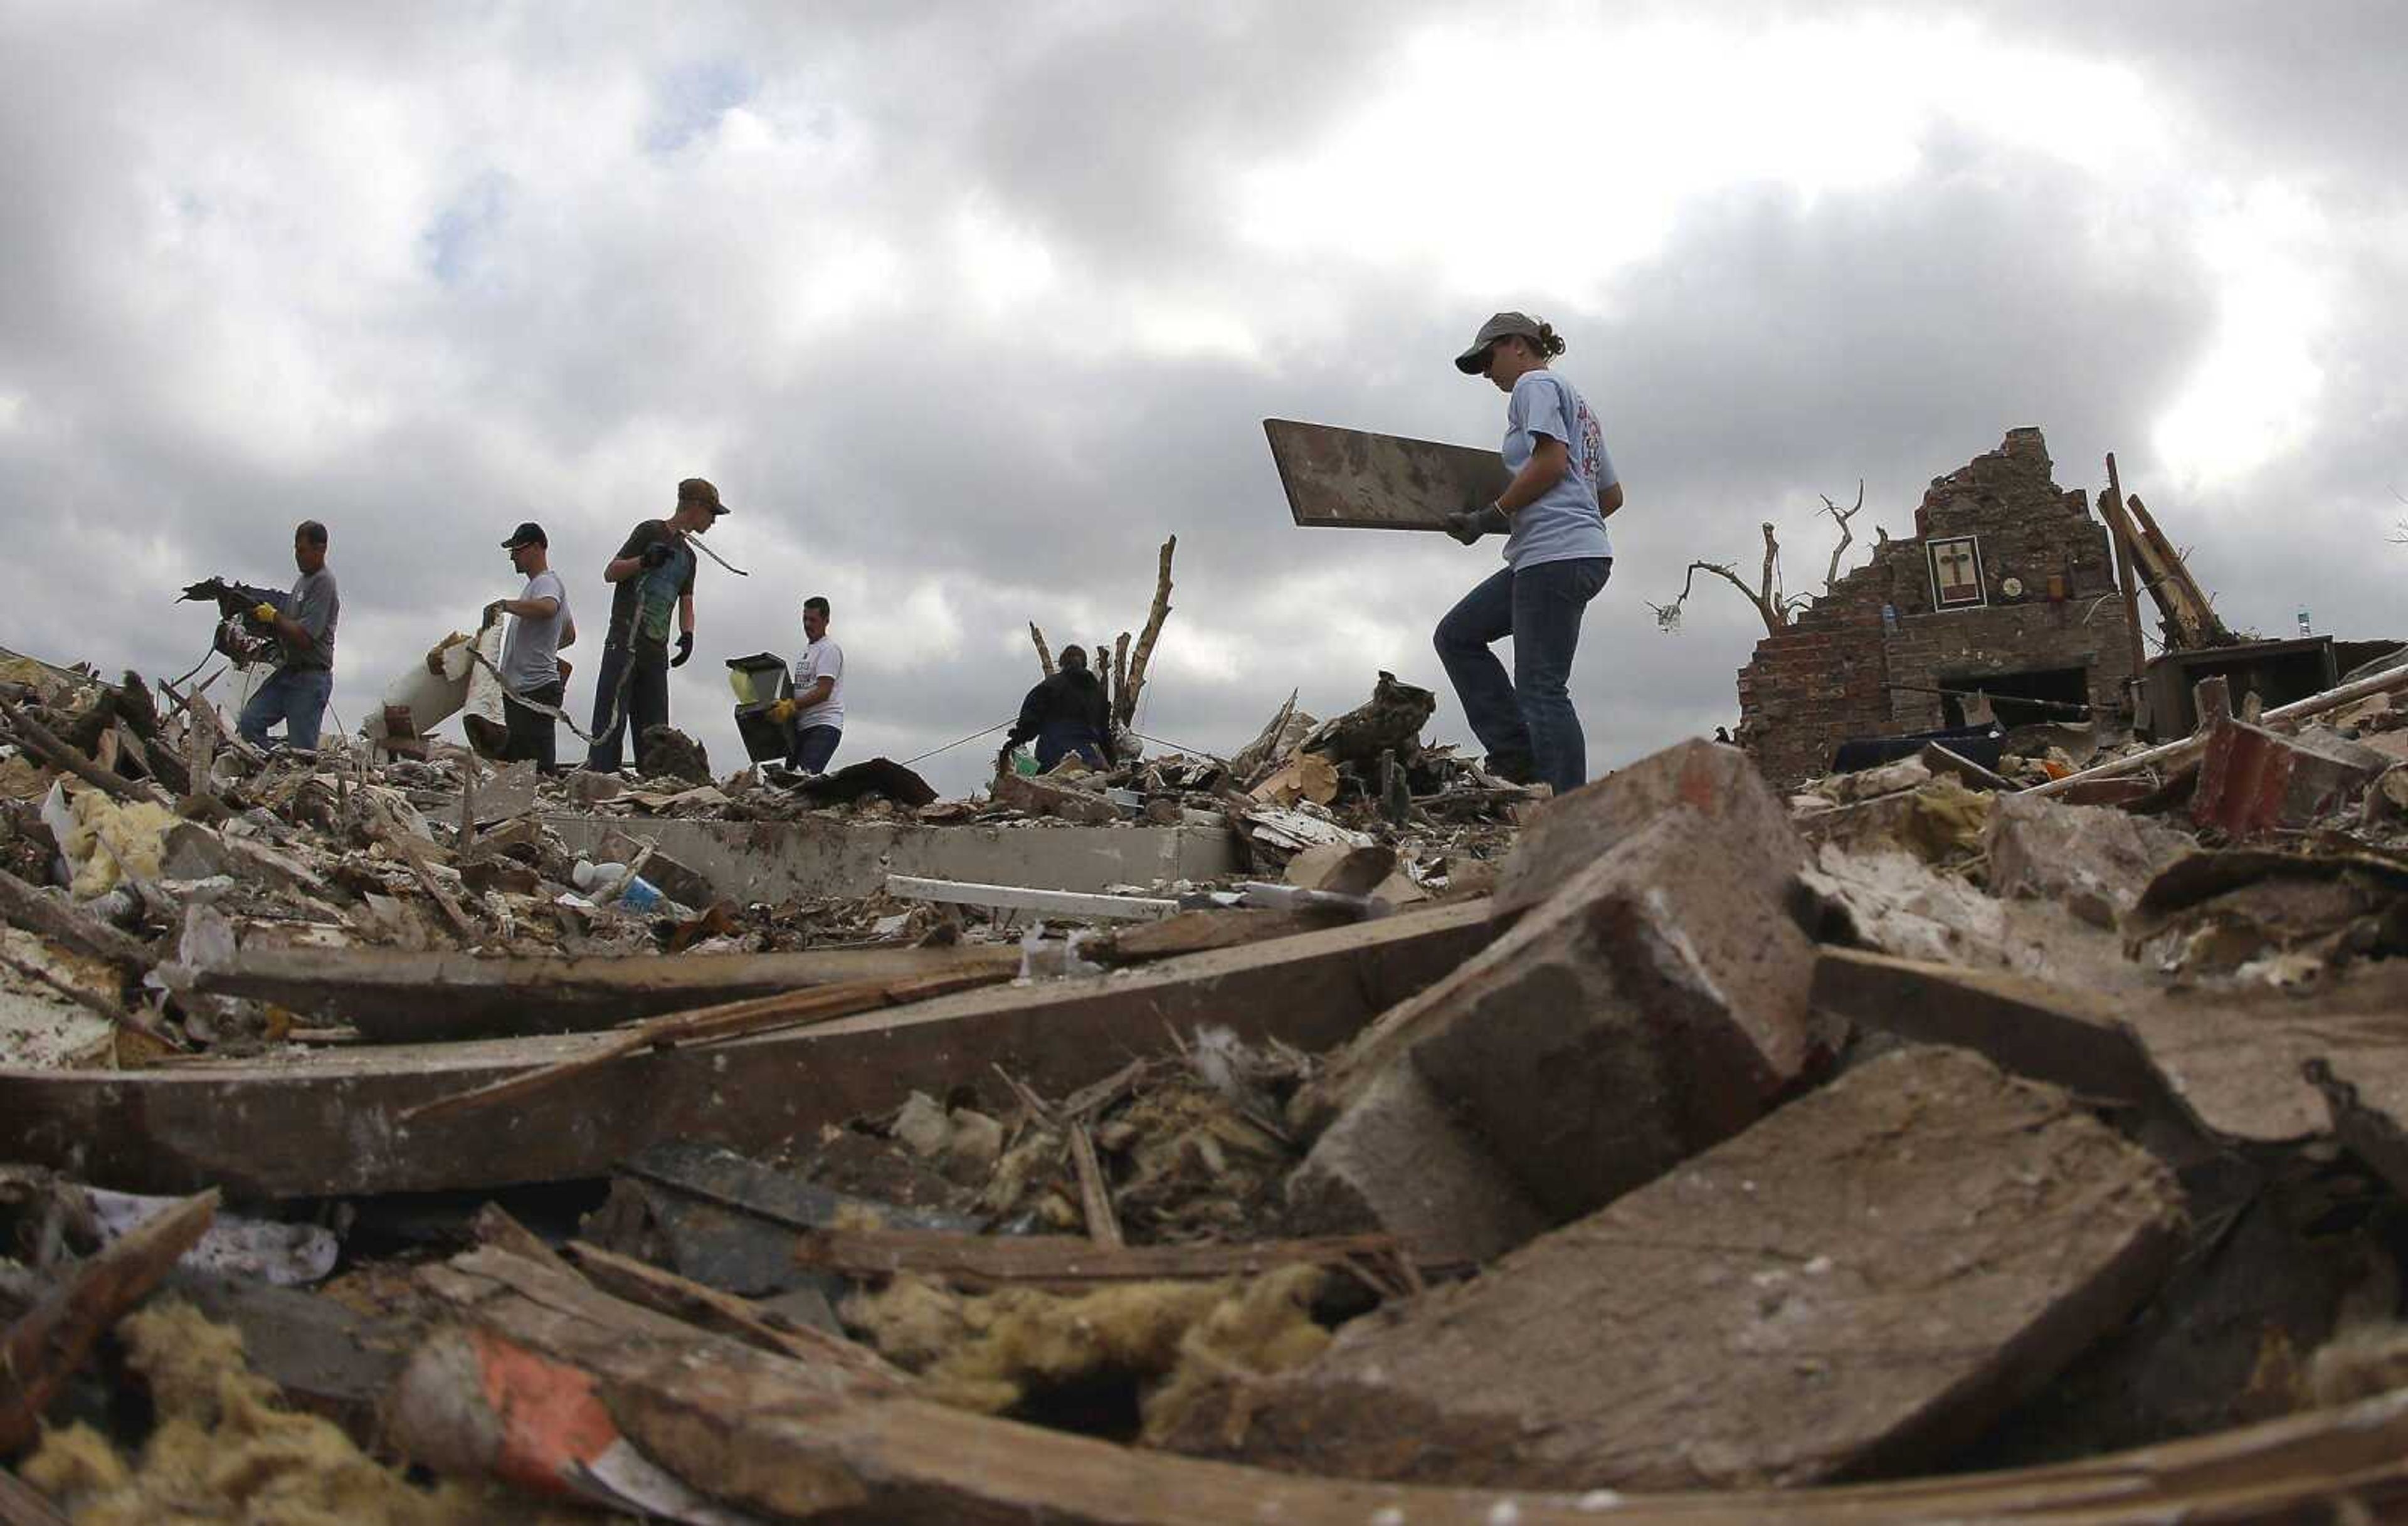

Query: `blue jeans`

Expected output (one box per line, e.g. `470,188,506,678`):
789,724,842,773
1434,557,1611,797
238,666,333,751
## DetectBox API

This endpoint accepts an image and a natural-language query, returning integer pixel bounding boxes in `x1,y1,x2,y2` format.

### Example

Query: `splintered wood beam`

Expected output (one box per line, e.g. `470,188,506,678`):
792,1226,1421,1292
885,875,1178,921
0,1189,218,1456
0,865,158,983
1028,623,1055,677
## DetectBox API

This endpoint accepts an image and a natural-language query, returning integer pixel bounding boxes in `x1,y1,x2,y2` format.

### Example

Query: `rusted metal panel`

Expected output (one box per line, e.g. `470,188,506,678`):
1264,418,1508,531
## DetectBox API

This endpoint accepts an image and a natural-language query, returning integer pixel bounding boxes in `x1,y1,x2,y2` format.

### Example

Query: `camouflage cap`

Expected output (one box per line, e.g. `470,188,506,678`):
677,478,731,515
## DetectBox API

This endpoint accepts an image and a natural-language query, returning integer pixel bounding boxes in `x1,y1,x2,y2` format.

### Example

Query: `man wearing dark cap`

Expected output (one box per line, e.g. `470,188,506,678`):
584,478,727,772
486,522,576,769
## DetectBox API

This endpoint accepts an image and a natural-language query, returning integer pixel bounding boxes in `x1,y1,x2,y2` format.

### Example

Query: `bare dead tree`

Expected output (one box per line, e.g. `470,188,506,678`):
1820,480,1865,591
1028,623,1054,677
1648,489,1868,638
1115,535,1176,729
1645,524,1792,638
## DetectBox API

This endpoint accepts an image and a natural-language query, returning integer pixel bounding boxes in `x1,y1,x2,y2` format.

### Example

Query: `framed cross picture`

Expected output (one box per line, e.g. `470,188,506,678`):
1926,535,1987,610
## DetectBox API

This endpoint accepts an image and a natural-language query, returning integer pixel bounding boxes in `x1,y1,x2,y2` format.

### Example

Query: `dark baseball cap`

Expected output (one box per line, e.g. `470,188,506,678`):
500,521,547,548
678,478,731,516
1454,311,1545,374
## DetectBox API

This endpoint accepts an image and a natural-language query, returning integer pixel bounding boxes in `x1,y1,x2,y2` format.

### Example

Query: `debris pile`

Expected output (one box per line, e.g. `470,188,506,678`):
10,630,2408,1520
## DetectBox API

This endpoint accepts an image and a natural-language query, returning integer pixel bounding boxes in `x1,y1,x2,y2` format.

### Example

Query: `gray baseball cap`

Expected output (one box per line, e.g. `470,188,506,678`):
1455,311,1545,374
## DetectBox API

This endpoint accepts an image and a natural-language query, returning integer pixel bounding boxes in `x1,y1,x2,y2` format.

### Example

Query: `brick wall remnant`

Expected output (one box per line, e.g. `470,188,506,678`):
1736,428,2136,784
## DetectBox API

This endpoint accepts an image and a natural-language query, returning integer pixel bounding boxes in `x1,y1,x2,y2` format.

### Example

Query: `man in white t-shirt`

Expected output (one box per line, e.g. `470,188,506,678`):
488,521,576,770
770,594,845,772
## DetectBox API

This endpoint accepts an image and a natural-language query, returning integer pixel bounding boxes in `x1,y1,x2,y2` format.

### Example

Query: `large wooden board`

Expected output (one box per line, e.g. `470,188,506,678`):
0,901,1494,1198
1264,418,1508,531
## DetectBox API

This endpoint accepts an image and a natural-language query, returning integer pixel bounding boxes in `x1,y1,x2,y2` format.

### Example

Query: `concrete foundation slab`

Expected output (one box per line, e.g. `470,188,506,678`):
544,813,1238,901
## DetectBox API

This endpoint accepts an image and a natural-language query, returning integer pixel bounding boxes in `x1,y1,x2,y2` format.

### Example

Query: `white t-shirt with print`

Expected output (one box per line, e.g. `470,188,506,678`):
792,637,845,730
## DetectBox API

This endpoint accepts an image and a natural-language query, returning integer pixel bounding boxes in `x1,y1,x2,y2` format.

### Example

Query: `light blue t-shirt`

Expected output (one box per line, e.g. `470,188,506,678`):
1499,370,1615,569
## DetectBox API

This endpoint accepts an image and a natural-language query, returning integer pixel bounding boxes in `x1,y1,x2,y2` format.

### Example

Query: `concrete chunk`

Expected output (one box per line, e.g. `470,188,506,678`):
1494,737,1802,920
1282,1064,1548,1265
1986,791,2195,927
1185,1046,2185,1492
1296,802,1816,1231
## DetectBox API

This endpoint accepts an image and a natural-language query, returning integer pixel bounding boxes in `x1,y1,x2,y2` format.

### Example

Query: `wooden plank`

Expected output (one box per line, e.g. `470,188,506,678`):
560,1239,902,1381
398,966,1014,1124
0,1189,216,1455
1068,1123,1122,1248
886,875,1177,920
403,1243,2408,1525
189,940,1025,1043
793,1226,1414,1291
0,866,157,983
0,900,1496,1197
1264,418,1509,532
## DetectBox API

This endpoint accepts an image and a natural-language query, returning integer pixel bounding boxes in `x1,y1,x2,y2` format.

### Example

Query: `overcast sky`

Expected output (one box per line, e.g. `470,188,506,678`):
3,2,2402,797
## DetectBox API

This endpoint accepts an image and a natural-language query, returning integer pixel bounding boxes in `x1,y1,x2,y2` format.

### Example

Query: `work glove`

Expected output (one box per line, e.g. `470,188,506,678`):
1444,503,1512,546
768,698,797,724
671,631,694,668
640,540,675,569
250,602,280,624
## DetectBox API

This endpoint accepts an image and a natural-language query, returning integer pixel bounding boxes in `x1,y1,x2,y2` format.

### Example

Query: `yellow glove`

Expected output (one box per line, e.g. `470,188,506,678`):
768,698,798,724
251,603,280,624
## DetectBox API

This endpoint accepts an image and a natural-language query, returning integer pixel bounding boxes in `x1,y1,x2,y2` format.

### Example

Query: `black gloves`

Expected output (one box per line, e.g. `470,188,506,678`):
671,631,694,668
1445,503,1513,545
640,540,675,569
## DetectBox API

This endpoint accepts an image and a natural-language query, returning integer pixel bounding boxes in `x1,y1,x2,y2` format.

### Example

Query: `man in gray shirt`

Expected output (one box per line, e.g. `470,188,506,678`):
487,520,576,769
238,520,341,752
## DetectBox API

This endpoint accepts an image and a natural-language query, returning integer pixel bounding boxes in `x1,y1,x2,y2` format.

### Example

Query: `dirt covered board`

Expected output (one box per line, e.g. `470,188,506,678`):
1264,418,1509,531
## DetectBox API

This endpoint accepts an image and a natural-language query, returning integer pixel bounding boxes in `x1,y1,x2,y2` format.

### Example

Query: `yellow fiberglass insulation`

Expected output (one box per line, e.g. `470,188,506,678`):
840,1265,1331,1429
63,792,176,900
20,1300,582,1525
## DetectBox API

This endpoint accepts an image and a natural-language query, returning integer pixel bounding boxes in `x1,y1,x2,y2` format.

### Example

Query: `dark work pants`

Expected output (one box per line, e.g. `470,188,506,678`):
502,679,564,771
1035,721,1107,771
1433,556,1611,797
584,639,669,771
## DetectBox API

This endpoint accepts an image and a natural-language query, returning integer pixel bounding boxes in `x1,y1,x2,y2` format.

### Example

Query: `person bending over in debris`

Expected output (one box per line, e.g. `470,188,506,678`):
768,594,845,773
237,520,341,752
584,477,727,772
998,645,1111,773
486,521,576,771
1433,312,1621,796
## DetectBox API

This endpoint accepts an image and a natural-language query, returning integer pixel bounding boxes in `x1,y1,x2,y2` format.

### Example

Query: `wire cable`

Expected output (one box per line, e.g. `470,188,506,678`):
901,717,1014,767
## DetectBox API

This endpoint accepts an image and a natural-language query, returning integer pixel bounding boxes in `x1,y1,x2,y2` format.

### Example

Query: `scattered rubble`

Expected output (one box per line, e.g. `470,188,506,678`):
11,616,2408,1521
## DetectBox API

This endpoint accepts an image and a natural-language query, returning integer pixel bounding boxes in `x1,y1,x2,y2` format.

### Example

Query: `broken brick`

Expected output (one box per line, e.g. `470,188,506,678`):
1492,737,1802,920
1178,1046,2184,1492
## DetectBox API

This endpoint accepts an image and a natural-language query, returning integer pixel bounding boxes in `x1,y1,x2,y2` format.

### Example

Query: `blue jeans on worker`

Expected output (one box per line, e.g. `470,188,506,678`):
1434,556,1611,797
238,666,333,752
788,724,842,774
584,639,669,772
1035,722,1107,771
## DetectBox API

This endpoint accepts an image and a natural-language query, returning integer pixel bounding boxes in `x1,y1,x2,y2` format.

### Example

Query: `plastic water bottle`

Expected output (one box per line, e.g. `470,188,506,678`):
573,859,662,912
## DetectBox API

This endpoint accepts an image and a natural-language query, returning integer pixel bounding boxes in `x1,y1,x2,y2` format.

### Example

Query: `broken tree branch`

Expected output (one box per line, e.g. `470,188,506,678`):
1028,623,1055,678
1118,534,1176,728
0,1189,218,1455
1821,480,1864,592
1647,558,1789,639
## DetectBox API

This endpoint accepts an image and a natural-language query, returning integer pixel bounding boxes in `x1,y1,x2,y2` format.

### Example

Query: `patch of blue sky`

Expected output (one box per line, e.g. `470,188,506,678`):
645,59,758,154
420,171,512,287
